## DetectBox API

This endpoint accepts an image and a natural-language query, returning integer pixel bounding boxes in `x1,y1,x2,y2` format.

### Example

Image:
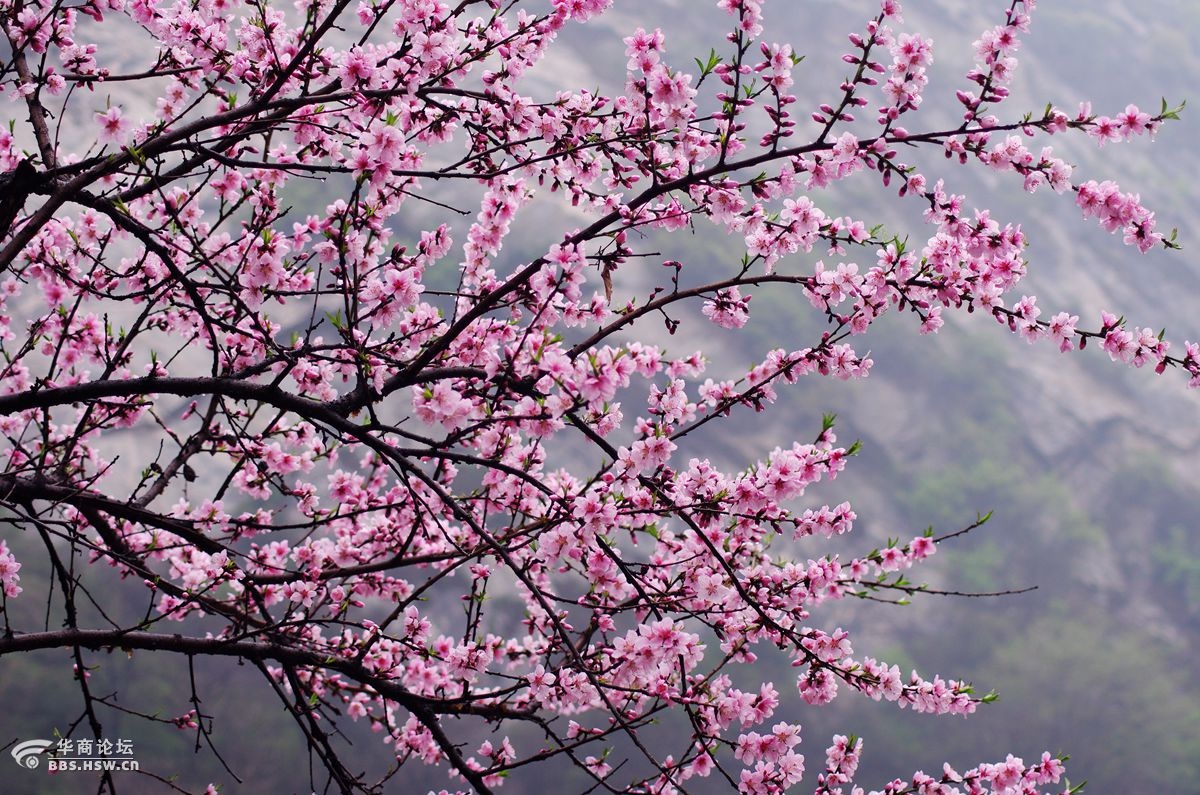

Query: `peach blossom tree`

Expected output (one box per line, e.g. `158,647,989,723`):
0,0,1187,792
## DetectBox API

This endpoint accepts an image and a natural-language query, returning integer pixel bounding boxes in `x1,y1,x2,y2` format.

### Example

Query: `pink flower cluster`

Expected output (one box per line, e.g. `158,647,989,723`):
1076,179,1162,253
1088,103,1158,146
0,540,21,598
958,1,1033,119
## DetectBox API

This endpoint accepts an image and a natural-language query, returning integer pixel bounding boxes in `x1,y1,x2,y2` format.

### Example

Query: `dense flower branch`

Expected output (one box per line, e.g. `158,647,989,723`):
0,0,1182,792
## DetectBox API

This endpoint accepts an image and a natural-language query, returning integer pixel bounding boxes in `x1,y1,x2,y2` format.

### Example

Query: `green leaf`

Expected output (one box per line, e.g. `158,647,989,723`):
694,48,722,79
1159,97,1186,121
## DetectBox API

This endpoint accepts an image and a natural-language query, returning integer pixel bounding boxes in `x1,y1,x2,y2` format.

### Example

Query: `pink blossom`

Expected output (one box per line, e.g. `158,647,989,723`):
703,286,752,328
0,541,22,598
96,107,130,146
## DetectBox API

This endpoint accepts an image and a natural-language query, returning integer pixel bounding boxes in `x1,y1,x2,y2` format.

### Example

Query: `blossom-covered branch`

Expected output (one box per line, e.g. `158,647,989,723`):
0,0,1181,792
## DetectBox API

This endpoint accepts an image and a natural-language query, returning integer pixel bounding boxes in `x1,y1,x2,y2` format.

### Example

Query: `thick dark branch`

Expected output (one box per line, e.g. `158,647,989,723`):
0,160,40,239
0,375,329,420
0,628,533,722
1,26,57,170
1,473,227,556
